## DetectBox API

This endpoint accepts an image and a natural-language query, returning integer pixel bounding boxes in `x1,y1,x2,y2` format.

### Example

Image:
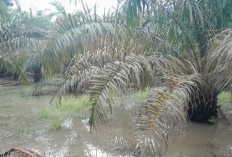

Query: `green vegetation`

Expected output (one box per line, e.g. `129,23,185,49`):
218,92,232,111
36,96,90,120
35,95,90,129
218,92,232,105
51,120,62,129
37,108,51,119
58,95,90,113
208,116,217,124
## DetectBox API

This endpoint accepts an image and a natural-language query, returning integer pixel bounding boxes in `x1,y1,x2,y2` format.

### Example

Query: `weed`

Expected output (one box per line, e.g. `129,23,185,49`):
37,108,51,119
208,116,216,124
217,92,231,104
52,120,62,129
58,95,90,113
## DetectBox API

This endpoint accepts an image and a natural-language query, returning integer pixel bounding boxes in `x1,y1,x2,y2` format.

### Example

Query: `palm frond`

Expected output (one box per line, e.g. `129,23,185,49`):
204,28,232,91
206,29,232,70
43,7,173,72
0,19,45,54
134,74,204,156
43,16,123,69
49,1,67,18
87,53,191,129
88,54,155,128
0,12,47,82
50,35,162,105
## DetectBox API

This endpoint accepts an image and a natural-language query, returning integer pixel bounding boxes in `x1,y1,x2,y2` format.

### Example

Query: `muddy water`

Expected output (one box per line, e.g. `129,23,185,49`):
167,120,232,157
0,81,232,157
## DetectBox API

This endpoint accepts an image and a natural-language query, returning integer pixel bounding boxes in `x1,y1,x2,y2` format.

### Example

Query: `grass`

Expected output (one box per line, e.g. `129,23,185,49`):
37,108,51,119
52,120,62,129
0,102,11,108
34,94,91,130
217,92,232,104
217,92,232,111
37,108,64,129
0,79,94,136
57,95,90,113
35,95,91,129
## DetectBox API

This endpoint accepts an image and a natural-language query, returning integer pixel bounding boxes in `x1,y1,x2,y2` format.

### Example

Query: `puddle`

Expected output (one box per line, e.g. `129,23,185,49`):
84,142,114,157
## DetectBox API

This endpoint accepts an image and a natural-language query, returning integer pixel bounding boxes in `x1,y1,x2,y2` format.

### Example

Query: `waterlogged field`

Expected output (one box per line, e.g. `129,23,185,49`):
0,78,232,157
0,78,139,156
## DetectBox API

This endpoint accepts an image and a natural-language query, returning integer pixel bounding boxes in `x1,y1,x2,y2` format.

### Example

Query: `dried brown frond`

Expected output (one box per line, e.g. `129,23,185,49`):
134,74,204,156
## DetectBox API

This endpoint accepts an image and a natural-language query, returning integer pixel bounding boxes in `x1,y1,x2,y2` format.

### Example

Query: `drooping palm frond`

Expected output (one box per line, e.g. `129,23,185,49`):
43,15,121,70
50,32,166,105
85,53,190,129
49,26,191,127
134,74,205,156
203,28,232,92
50,55,100,103
206,29,232,70
88,54,154,128
47,7,177,104
42,4,172,74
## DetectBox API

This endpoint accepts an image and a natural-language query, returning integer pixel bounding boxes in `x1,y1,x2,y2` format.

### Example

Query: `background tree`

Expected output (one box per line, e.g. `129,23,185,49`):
0,3,50,82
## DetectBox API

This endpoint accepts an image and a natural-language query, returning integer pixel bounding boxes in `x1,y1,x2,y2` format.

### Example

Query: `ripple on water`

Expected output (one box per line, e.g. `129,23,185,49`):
61,118,73,129
82,118,90,132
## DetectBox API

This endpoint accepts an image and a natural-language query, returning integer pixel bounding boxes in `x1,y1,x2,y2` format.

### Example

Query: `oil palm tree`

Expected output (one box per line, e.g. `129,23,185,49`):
119,0,232,122
41,0,232,155
0,3,49,82
0,3,51,86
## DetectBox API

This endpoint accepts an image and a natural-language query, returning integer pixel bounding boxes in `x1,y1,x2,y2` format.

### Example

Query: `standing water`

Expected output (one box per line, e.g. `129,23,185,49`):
0,79,232,156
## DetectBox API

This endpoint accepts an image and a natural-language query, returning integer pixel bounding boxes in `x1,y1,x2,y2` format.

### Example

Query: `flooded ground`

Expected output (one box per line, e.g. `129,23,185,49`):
0,78,232,157
167,120,232,157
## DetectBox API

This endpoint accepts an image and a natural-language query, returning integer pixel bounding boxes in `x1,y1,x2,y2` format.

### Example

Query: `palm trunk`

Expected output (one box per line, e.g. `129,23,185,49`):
33,66,42,82
188,92,218,123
